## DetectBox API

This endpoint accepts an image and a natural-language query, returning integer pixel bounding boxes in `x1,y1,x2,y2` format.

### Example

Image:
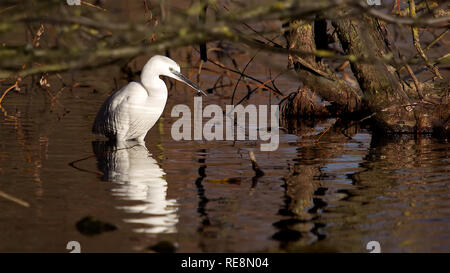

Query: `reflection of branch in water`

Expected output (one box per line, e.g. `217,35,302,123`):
68,140,133,176
195,149,210,230
248,151,264,194
92,140,178,234
272,158,325,248
68,153,103,176
0,103,47,194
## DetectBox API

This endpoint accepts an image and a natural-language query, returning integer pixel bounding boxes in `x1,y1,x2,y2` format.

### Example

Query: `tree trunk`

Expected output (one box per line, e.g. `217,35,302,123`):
283,20,363,116
332,10,418,132
283,9,449,136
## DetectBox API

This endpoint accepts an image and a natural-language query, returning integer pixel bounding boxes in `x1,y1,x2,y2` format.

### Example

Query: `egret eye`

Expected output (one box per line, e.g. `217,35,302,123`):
169,67,174,72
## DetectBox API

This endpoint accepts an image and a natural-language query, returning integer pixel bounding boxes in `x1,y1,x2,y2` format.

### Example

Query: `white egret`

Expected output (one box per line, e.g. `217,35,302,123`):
92,55,206,143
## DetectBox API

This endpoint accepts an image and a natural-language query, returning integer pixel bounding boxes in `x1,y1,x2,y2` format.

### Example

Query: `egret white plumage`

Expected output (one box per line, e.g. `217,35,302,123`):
92,140,179,233
92,55,206,143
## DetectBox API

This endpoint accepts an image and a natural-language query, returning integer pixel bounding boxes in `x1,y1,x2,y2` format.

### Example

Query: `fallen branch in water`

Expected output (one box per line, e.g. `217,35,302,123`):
248,151,264,177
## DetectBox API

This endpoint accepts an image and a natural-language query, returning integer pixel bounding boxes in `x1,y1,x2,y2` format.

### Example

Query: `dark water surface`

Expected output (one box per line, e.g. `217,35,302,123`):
0,65,448,252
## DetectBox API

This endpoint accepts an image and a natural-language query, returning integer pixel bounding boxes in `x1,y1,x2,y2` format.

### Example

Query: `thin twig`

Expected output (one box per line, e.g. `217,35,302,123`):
231,52,258,105
405,62,423,99
0,4,16,14
208,59,284,96
315,118,339,143
234,70,287,107
0,190,30,207
409,0,443,79
398,28,449,73
0,81,18,105
80,0,107,12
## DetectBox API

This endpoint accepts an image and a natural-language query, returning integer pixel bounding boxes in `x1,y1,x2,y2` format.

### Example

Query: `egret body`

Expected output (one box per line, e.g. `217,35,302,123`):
92,55,205,143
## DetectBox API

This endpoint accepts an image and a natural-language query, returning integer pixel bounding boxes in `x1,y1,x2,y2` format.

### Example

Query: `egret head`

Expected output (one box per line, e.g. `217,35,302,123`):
141,55,206,96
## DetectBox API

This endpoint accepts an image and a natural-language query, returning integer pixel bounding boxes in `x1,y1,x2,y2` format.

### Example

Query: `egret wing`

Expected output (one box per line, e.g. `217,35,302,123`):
92,84,131,139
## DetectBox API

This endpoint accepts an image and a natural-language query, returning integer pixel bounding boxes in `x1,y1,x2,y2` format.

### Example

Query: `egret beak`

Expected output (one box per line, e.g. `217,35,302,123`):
171,70,207,96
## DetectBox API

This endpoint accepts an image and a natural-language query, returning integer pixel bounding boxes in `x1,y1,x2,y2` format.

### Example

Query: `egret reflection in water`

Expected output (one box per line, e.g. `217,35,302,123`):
92,141,178,234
